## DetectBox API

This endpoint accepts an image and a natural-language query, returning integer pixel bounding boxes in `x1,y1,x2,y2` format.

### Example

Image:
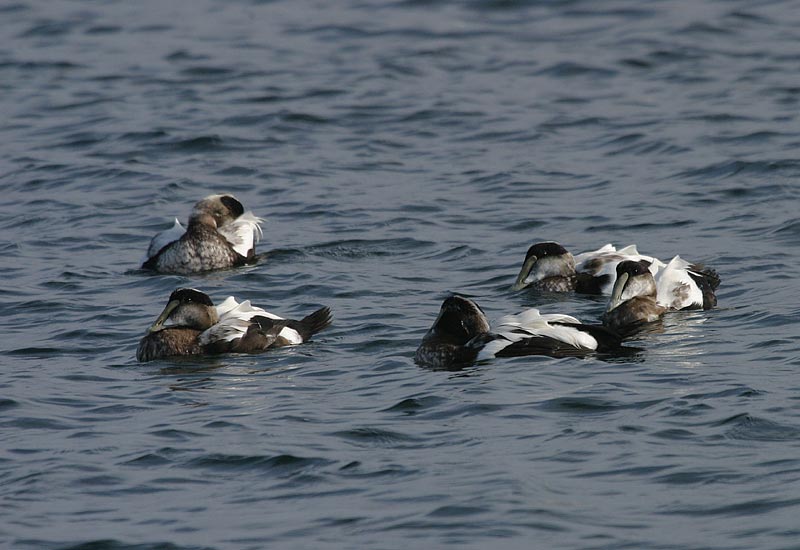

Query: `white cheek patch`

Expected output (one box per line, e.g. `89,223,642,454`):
620,276,656,302
527,256,575,282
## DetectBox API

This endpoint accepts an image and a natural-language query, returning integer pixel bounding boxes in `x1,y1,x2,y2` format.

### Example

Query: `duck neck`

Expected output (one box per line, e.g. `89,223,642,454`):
188,212,217,230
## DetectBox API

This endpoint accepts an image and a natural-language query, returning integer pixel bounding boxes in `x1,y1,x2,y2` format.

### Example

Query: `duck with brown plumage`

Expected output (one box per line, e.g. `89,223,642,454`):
141,194,264,274
513,241,719,310
136,288,332,362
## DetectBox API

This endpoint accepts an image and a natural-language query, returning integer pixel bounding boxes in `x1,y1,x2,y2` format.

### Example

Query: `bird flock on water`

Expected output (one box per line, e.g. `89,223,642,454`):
137,194,719,369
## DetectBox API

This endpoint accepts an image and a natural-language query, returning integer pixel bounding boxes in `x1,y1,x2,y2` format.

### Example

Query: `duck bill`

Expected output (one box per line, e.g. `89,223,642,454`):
607,272,629,312
148,299,180,333
511,255,537,291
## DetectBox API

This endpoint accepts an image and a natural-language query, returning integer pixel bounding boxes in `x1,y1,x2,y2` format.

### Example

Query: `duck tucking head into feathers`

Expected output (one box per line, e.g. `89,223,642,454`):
141,194,264,274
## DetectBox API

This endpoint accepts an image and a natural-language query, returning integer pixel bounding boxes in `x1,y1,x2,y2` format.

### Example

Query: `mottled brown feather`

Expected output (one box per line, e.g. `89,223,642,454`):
136,328,204,362
602,296,666,333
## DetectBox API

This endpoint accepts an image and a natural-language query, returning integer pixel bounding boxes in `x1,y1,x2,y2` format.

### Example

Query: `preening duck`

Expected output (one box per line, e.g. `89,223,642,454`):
602,260,666,333
141,194,264,274
573,243,664,295
513,242,661,294
513,242,720,310
414,295,622,369
511,242,580,292
581,246,719,310
136,288,332,362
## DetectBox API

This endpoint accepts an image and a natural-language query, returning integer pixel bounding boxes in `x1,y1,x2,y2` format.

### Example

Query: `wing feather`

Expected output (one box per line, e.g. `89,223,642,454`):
141,218,185,264
574,243,665,294
199,296,285,346
493,308,599,350
655,255,704,310
217,211,264,257
215,296,283,322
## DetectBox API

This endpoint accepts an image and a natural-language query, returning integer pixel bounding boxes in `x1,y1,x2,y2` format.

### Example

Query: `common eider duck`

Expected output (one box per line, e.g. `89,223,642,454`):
414,295,623,369
141,194,264,274
136,288,332,362
511,242,582,292
513,242,662,294
513,242,719,310
602,260,666,333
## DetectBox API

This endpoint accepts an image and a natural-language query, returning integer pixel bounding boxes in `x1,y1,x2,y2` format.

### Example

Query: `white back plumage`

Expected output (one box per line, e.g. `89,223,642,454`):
476,308,598,360
496,308,582,329
573,243,615,267
215,296,282,321
142,218,185,264
198,296,303,346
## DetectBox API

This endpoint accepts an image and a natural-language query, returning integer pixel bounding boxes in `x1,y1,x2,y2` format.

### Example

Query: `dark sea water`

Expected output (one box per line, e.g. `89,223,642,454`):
2,0,800,548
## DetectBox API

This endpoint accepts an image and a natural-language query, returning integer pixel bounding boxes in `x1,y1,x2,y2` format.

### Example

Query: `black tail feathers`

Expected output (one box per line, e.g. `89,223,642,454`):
689,263,721,291
688,265,720,310
289,306,333,341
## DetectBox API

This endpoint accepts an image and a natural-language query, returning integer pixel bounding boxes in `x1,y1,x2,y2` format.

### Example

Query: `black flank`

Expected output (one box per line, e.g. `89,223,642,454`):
689,264,721,290
687,269,719,310
556,322,623,352
494,335,594,358
141,255,159,270
575,272,609,295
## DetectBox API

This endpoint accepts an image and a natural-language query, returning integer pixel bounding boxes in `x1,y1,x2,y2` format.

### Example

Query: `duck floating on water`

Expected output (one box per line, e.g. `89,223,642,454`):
513,242,719,310
601,260,666,333
513,242,661,294
136,288,332,362
511,242,584,293
415,295,623,369
141,194,264,274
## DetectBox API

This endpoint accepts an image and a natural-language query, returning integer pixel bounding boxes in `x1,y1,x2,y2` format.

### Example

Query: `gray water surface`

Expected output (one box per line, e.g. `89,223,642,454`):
2,1,800,549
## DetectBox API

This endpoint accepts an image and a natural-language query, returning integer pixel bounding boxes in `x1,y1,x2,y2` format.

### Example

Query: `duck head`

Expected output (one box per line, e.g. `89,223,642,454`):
147,288,219,332
512,242,576,291
425,295,491,346
607,260,657,312
190,194,245,228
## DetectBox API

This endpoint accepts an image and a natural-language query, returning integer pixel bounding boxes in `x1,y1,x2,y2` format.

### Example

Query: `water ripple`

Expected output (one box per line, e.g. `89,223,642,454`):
2,0,800,548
